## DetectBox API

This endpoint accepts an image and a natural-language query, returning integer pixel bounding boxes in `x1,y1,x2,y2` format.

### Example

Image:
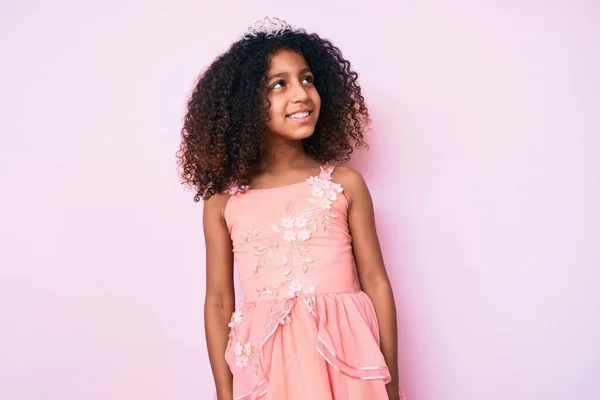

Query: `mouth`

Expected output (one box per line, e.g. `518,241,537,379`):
286,109,313,119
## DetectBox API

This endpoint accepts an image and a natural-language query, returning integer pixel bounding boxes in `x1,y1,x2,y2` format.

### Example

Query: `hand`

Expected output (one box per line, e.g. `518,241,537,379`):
386,385,401,400
386,383,407,400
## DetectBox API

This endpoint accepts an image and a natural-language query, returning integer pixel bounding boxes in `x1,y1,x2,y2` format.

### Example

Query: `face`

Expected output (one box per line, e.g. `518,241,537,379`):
263,49,321,141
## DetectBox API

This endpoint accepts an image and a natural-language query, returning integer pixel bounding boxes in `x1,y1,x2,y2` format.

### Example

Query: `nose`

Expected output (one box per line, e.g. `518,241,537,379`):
290,81,309,103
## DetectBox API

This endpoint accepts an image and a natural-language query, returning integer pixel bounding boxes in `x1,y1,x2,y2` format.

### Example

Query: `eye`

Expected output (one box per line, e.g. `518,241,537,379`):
270,80,285,90
302,75,314,84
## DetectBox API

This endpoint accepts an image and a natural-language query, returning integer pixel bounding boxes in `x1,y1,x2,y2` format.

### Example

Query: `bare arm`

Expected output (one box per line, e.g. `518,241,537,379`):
336,167,400,399
203,193,235,400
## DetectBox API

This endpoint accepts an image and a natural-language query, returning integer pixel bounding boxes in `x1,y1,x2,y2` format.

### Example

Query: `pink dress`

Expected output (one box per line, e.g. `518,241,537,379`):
220,164,406,400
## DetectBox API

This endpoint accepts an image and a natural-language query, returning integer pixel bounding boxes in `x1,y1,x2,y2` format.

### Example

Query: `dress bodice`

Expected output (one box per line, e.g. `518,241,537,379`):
224,164,360,302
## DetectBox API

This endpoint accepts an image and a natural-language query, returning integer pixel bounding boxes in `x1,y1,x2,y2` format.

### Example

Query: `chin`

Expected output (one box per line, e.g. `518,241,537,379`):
269,126,315,141
288,127,315,140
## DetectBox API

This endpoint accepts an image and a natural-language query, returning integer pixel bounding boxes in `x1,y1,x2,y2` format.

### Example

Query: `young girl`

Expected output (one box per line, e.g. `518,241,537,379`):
178,17,407,400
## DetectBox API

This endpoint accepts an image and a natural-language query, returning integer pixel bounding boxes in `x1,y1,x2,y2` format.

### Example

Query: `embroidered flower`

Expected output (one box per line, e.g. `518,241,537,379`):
232,309,243,323
286,279,304,298
297,229,311,241
332,182,343,193
281,216,295,229
283,230,297,243
319,168,333,180
244,341,253,355
234,342,244,357
320,180,332,189
306,176,320,185
234,340,253,368
303,284,316,294
327,190,338,201
294,217,308,228
236,354,249,368
311,186,325,198
262,280,316,304
227,309,243,328
320,198,332,210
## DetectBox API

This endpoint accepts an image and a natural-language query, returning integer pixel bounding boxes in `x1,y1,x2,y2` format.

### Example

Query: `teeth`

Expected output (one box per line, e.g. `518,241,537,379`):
288,111,310,119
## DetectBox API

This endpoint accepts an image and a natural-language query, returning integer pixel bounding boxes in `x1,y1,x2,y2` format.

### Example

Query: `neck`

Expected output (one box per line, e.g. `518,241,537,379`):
261,138,310,174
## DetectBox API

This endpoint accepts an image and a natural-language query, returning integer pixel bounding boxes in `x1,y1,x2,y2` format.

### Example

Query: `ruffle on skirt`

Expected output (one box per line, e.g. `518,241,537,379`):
220,291,407,400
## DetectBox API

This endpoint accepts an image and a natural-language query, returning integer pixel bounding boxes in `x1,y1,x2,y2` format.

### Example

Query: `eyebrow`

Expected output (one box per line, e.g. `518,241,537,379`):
266,67,312,81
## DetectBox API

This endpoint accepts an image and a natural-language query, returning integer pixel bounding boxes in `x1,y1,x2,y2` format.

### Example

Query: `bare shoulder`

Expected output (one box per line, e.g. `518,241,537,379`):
331,165,370,205
332,165,365,184
203,192,231,222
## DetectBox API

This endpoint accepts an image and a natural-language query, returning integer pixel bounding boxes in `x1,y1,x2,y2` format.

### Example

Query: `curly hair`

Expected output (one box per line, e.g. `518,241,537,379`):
177,26,370,201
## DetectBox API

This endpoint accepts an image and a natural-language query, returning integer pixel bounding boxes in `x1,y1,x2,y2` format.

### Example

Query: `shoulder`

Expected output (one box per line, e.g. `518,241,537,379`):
203,192,231,222
332,165,368,189
332,163,362,179
331,165,371,205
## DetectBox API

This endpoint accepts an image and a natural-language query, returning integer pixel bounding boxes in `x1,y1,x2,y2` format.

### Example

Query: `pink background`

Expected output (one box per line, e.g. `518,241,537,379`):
1,1,599,399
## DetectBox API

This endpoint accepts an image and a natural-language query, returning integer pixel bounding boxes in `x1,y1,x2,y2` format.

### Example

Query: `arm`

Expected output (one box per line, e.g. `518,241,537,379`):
335,166,400,399
203,193,236,400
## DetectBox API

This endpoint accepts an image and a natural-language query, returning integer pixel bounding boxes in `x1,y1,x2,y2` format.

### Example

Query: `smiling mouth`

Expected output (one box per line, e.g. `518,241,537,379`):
286,110,313,119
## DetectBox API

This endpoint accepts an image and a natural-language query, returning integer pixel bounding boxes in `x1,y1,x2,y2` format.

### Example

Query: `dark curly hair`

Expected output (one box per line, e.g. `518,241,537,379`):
177,25,370,201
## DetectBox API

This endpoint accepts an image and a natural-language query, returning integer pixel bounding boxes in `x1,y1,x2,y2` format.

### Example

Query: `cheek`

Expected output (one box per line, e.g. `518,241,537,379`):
312,90,321,109
267,97,285,118
313,99,322,117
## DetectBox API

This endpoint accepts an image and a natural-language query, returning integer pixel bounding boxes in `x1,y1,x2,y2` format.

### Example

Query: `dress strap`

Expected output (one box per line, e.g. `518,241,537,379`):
319,162,336,180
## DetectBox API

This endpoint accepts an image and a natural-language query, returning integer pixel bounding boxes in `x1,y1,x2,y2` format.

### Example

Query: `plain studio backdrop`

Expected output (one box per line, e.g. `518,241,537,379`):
1,1,598,399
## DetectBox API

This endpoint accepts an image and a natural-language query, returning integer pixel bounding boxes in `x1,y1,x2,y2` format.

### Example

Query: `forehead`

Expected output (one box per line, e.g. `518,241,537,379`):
267,49,309,73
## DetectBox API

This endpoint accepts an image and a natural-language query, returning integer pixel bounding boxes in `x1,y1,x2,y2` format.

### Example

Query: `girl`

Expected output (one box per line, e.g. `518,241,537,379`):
178,17,407,400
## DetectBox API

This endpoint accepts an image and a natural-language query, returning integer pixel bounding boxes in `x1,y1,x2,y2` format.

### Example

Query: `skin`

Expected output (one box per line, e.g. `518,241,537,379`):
203,191,235,400
254,48,323,186
203,49,400,400
334,166,400,400
263,49,321,142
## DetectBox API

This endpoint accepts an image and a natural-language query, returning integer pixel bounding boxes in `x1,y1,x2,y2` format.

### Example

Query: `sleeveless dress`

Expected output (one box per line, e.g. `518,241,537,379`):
219,164,406,400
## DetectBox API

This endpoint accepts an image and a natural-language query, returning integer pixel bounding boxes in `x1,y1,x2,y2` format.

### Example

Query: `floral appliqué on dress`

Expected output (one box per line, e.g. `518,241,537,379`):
227,308,261,370
240,166,343,278
226,164,344,371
